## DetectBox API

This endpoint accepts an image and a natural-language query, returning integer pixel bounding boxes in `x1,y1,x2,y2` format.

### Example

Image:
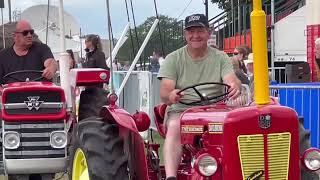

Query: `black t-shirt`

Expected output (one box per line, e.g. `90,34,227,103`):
0,41,54,84
83,49,108,70
316,58,320,68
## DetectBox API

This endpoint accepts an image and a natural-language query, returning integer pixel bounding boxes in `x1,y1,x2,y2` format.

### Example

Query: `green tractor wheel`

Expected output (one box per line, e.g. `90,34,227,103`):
69,116,129,180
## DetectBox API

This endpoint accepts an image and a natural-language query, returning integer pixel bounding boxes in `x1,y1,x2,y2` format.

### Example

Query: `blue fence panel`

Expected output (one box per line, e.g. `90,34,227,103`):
272,83,320,148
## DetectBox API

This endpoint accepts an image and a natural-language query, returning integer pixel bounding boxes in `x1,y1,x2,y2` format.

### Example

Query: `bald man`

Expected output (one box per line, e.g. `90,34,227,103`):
0,20,57,84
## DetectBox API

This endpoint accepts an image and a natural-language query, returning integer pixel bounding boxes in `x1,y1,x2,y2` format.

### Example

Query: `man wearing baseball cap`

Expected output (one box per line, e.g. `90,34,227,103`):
157,14,241,179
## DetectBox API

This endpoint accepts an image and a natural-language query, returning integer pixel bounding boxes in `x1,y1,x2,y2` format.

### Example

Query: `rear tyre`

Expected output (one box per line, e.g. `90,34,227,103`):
69,116,129,180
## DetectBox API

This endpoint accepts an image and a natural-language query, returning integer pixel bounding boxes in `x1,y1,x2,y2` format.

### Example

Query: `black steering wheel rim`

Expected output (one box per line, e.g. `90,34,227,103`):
177,82,231,106
3,70,44,82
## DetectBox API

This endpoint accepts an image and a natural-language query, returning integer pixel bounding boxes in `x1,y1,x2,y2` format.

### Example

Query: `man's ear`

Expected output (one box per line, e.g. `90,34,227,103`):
183,30,187,40
207,27,213,34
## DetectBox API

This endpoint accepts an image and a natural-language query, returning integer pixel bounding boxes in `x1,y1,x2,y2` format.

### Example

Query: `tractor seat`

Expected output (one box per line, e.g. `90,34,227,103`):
153,103,167,138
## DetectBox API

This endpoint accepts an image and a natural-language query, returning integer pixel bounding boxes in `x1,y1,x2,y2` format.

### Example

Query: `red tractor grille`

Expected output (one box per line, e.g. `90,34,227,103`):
238,133,291,180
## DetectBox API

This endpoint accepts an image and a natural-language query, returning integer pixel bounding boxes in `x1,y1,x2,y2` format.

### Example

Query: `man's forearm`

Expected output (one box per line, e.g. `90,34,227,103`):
160,90,172,105
44,58,58,71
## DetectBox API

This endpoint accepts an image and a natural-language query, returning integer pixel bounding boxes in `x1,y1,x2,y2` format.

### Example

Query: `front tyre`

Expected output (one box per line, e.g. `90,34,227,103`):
70,117,129,180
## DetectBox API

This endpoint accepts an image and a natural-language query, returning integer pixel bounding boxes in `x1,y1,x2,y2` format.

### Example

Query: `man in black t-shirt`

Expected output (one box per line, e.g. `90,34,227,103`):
0,20,57,84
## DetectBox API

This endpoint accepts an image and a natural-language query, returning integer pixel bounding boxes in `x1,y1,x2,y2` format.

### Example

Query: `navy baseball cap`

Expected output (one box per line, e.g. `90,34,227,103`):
184,14,209,30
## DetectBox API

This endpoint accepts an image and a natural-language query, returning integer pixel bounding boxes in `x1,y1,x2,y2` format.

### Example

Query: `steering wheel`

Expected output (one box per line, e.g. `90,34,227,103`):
3,70,44,82
177,82,231,106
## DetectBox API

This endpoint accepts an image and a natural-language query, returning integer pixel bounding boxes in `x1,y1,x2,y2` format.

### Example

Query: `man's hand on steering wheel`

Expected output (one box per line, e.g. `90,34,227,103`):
227,82,241,100
168,89,184,105
42,66,56,79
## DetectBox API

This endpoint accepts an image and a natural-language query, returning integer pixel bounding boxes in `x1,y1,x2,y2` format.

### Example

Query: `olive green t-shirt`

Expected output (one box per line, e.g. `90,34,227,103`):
157,46,234,113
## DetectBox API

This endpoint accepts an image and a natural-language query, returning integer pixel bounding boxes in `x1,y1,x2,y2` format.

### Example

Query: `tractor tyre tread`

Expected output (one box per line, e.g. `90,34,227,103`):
69,117,129,180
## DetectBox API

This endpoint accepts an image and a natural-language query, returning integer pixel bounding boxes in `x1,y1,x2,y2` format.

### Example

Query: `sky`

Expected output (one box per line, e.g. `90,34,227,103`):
2,0,222,39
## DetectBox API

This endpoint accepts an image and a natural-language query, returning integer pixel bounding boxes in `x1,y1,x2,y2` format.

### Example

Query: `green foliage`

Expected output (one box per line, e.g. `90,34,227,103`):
211,0,251,10
117,15,185,64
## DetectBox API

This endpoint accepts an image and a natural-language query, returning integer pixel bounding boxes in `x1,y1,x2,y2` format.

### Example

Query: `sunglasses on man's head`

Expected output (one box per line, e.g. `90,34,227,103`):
15,29,34,36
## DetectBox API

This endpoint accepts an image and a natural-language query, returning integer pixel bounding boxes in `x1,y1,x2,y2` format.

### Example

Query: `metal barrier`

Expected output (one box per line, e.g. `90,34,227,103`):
114,71,158,130
269,67,286,84
270,83,320,148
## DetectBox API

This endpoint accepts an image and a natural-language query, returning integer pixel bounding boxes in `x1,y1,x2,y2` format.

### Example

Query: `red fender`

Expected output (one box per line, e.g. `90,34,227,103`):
100,106,149,180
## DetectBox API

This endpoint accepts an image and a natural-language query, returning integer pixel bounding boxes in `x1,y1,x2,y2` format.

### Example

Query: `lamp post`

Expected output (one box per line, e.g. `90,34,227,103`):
204,0,208,21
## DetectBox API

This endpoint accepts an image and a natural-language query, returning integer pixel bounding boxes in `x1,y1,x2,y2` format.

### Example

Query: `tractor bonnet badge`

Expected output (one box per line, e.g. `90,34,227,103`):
24,96,43,110
246,170,264,180
259,115,271,129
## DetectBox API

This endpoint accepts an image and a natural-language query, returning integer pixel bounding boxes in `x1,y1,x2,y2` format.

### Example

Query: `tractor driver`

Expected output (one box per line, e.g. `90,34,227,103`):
157,14,241,180
0,20,57,84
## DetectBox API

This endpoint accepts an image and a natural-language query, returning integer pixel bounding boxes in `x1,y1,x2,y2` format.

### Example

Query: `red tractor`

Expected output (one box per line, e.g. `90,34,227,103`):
0,68,109,180
69,81,320,180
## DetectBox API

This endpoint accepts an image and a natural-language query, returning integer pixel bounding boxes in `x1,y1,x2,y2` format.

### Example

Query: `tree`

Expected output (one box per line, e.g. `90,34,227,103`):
117,15,185,65
211,0,252,10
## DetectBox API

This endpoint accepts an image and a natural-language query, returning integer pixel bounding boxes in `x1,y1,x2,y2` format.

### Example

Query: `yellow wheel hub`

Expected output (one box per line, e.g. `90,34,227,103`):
72,148,90,180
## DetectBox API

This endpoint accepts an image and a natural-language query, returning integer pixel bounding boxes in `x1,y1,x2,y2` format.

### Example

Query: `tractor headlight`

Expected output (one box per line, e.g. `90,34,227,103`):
195,154,218,177
303,148,320,171
50,131,67,149
3,131,20,149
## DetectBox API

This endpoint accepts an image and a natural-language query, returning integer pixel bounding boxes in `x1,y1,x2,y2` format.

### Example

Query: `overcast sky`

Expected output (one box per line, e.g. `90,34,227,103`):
2,0,222,38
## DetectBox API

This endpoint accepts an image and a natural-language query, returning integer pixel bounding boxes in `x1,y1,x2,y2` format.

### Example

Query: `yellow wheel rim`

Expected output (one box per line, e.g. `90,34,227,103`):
72,148,90,180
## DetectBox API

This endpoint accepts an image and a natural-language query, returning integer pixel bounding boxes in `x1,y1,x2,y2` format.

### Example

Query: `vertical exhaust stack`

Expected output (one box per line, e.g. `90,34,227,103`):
59,53,72,110
251,0,270,105
58,0,72,110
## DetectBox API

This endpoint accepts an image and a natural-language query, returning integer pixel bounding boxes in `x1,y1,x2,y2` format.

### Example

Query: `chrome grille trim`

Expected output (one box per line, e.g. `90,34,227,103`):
5,150,65,156
21,133,50,137
3,120,66,159
5,123,64,129
21,142,50,146
4,102,64,110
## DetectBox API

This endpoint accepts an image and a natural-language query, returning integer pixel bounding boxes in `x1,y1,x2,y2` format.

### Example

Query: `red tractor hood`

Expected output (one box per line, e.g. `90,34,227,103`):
180,104,299,147
1,82,66,121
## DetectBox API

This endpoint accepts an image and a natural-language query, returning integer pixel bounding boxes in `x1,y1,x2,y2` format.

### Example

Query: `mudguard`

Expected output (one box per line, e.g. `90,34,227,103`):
100,106,149,180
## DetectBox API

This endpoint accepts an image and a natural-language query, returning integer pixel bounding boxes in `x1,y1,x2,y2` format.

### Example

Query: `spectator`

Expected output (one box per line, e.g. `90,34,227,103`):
83,34,108,70
232,45,249,74
231,58,249,85
315,38,320,81
244,53,254,91
122,61,130,71
155,51,165,67
66,49,76,69
106,58,121,71
245,53,254,75
150,51,160,73
0,20,57,84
